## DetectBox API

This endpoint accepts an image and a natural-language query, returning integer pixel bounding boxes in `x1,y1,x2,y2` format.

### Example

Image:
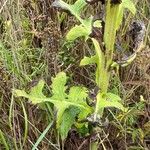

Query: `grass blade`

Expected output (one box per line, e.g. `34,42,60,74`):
0,129,9,150
32,121,54,150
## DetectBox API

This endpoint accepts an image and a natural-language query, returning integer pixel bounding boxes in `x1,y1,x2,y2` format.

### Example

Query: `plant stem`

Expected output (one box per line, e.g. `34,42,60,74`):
103,0,120,92
92,3,121,149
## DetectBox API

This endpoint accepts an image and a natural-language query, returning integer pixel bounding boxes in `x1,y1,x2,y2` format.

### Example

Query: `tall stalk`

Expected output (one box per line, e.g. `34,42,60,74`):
92,1,122,149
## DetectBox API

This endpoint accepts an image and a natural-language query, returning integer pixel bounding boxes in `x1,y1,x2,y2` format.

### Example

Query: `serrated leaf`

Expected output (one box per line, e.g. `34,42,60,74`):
14,89,29,98
95,92,126,117
100,99,125,111
60,107,79,140
68,86,92,120
106,92,121,102
66,25,89,41
51,72,67,100
80,55,98,66
68,86,88,102
122,0,136,15
14,80,47,104
14,72,93,133
30,80,46,99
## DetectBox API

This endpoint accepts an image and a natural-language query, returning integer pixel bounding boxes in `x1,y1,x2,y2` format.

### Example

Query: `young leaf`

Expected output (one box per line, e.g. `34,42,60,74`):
106,92,122,102
116,5,124,30
52,0,71,12
72,0,87,15
52,0,87,18
100,96,125,112
80,55,98,66
66,25,89,41
95,92,125,118
122,0,136,15
93,20,102,28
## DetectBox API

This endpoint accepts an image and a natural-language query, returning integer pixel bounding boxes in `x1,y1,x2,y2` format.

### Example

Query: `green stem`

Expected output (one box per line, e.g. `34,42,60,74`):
104,1,120,70
94,0,121,121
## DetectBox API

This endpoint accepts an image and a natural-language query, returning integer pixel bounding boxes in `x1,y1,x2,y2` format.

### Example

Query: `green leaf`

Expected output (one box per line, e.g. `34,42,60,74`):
14,72,93,133
80,55,98,66
14,89,29,98
72,0,87,15
32,121,53,150
116,5,124,30
52,0,87,17
91,38,105,87
100,93,125,111
95,92,126,117
52,0,71,12
115,0,136,30
106,92,121,102
51,72,67,100
122,0,136,15
68,86,88,102
68,86,92,120
82,16,93,33
60,107,79,140
93,20,102,28
101,99,125,111
30,80,46,99
52,0,92,41
66,25,89,41
54,102,70,128
14,80,47,104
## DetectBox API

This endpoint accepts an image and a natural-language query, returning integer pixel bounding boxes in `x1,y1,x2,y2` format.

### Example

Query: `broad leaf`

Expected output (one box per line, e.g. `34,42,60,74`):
60,107,79,140
80,55,98,66
102,93,125,111
14,72,93,135
100,99,125,111
95,92,126,117
66,16,93,41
